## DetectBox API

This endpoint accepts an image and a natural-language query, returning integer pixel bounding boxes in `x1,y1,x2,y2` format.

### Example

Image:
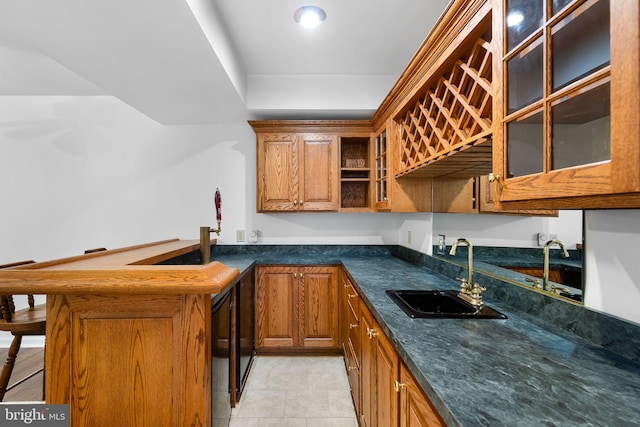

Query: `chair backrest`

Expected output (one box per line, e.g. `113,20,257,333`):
0,260,36,323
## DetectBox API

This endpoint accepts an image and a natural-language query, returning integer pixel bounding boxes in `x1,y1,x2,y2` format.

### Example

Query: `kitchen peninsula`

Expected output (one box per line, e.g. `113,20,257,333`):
211,244,640,427
0,239,239,427
1,240,639,426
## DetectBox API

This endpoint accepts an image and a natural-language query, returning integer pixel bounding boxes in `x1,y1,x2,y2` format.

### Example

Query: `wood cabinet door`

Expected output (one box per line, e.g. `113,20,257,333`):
299,266,339,348
400,363,445,427
256,266,297,348
299,134,339,211
432,178,478,213
359,304,376,427
257,133,299,212
376,330,399,427
256,265,340,351
339,272,351,351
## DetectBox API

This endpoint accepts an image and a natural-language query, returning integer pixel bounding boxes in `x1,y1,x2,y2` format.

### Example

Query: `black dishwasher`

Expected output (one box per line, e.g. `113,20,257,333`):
211,288,232,427
235,268,255,403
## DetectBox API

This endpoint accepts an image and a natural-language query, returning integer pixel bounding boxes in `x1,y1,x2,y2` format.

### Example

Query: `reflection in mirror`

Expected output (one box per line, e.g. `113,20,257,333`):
432,211,584,303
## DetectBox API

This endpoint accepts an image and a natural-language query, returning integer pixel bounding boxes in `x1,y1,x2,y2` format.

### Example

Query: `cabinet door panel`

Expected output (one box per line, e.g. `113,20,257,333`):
300,267,339,348
376,331,399,427
256,267,296,348
258,134,299,211
400,364,445,427
300,134,339,210
359,305,376,427
494,0,640,208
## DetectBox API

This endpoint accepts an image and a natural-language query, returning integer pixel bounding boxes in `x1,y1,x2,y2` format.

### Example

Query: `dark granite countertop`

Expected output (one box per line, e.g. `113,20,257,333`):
210,245,640,427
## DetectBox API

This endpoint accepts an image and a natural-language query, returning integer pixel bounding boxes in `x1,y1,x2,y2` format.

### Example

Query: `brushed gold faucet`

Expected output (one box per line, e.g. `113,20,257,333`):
450,238,485,306
543,239,569,292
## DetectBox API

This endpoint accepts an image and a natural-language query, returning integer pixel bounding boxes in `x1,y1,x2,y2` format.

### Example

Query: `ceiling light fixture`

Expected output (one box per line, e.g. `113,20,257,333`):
294,5,326,29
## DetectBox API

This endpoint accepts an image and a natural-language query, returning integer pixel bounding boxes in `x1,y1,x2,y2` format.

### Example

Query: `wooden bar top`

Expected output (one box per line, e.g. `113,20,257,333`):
0,239,239,295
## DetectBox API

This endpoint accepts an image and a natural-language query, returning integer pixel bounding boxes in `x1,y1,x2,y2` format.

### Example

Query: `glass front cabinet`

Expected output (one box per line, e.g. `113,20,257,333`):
374,129,389,210
492,0,640,209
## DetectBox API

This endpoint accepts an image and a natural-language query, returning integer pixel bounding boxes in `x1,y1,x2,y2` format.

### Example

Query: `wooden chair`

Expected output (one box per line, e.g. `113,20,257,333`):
0,260,46,401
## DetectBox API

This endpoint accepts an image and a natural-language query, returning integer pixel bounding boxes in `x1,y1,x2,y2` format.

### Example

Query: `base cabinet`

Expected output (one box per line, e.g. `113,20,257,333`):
256,265,339,351
374,319,400,427
356,300,445,427
340,272,362,414
399,364,446,427
359,303,376,427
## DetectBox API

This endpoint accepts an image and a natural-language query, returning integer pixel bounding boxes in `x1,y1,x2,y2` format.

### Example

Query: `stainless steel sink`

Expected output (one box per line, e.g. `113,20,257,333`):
386,290,507,319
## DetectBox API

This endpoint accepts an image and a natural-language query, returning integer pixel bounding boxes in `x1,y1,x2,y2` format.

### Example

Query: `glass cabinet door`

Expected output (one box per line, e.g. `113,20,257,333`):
375,130,388,205
493,0,639,207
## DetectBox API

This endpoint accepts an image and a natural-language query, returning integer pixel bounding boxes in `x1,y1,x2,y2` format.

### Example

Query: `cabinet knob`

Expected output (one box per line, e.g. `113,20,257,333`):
394,380,406,392
299,200,304,205
347,294,356,299
348,365,357,371
293,272,297,278
367,327,378,339
488,172,500,183
349,323,358,329
293,199,298,205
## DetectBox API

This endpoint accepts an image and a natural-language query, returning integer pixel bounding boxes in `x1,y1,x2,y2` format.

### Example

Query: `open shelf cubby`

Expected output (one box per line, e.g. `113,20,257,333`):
340,136,371,209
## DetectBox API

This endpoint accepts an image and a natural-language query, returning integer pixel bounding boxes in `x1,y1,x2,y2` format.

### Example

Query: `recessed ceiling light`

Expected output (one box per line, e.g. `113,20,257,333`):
294,5,326,29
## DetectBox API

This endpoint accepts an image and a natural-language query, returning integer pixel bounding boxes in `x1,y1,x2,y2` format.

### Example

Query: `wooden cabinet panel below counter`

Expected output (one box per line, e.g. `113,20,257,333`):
255,265,340,352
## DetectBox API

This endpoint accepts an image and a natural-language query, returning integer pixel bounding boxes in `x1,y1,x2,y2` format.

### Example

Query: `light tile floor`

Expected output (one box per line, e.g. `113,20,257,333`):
230,356,358,427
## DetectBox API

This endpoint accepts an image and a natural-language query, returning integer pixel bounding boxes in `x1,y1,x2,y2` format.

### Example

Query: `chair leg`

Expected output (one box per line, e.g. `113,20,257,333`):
0,334,22,402
41,342,45,401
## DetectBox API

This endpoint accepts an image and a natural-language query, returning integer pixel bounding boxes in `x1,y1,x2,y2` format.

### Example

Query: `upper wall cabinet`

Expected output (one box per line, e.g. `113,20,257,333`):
250,121,372,212
492,0,640,209
374,120,433,212
372,0,494,181
433,175,557,215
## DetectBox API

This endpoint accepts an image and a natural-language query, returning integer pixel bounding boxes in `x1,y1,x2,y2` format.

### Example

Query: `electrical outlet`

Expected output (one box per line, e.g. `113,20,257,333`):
248,230,258,243
236,230,245,242
537,233,548,246
437,234,446,254
407,230,412,244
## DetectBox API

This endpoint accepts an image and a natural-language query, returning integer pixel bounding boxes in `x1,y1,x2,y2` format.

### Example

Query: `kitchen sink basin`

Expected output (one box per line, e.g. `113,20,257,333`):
386,290,507,319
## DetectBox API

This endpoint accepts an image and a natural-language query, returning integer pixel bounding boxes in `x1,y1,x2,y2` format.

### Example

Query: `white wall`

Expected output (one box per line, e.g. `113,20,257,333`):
584,210,640,325
0,96,252,262
0,96,412,265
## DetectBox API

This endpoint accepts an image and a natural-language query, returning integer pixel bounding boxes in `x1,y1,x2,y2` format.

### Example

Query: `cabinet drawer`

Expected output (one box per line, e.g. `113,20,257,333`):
344,339,360,414
346,287,359,321
347,307,361,365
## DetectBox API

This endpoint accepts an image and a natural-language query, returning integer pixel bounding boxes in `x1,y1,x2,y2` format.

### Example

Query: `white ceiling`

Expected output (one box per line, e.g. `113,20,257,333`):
0,0,450,124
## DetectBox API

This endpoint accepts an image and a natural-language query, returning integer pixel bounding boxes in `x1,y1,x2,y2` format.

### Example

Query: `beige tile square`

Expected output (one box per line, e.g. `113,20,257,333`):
307,418,358,427
229,417,261,427
284,389,331,418
234,389,287,418
258,418,307,427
